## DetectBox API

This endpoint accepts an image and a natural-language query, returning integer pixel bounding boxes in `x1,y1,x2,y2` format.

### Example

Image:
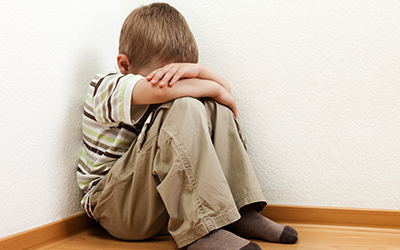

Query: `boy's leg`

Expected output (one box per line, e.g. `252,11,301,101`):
153,97,245,247
201,98,297,244
89,114,170,241
154,97,294,248
202,98,266,211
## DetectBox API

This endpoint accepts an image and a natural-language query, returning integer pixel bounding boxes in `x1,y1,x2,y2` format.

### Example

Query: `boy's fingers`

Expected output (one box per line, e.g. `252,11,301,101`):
168,72,182,87
147,67,165,79
150,76,159,85
233,105,238,118
146,71,155,79
146,72,155,84
147,70,160,85
160,67,180,87
168,67,186,87
147,64,189,87
151,70,168,85
168,78,177,87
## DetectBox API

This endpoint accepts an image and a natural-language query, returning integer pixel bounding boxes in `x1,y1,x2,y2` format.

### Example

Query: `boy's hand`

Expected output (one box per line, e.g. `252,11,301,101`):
146,63,201,88
147,63,233,93
215,90,238,118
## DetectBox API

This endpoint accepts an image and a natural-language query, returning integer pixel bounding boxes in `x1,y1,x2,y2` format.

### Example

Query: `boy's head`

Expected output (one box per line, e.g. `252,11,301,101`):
118,3,198,75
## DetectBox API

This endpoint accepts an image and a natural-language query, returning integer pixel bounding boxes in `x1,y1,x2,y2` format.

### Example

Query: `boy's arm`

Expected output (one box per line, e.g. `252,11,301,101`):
146,63,232,93
132,77,237,117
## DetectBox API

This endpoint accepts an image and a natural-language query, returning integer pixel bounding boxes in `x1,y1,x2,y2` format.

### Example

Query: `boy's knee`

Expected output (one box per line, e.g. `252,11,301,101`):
171,97,234,121
173,96,203,106
201,98,234,119
171,97,206,115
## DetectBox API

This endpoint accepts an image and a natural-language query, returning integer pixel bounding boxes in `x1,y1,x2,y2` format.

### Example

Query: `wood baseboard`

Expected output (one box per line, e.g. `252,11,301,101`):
0,213,96,250
2,205,400,249
261,204,400,229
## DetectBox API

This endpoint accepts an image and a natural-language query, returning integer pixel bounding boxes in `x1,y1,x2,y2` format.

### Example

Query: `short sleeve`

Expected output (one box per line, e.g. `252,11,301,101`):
92,73,147,127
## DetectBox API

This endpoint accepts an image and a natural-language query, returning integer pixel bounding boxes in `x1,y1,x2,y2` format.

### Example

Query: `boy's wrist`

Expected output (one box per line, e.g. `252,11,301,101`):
196,64,205,77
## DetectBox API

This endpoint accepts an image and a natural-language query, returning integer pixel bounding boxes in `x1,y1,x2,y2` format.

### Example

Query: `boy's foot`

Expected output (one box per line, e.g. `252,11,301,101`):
226,205,298,244
181,229,262,250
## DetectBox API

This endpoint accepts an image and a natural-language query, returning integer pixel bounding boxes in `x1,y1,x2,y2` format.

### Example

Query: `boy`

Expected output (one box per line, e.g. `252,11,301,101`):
77,3,297,249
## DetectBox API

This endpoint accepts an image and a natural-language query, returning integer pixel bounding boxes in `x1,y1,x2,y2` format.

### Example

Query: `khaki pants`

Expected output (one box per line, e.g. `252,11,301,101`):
90,97,266,248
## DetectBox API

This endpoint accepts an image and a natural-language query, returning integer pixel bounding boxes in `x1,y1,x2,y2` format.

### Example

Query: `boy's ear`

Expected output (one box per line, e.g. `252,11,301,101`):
117,54,130,74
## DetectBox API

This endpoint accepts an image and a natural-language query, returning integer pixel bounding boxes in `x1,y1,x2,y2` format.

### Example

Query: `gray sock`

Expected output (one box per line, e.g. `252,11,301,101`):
227,205,298,244
181,229,262,250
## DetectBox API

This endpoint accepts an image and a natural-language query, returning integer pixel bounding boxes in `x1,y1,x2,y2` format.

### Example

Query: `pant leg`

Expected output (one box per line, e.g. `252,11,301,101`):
154,97,241,247
89,110,169,241
153,97,266,247
203,98,267,212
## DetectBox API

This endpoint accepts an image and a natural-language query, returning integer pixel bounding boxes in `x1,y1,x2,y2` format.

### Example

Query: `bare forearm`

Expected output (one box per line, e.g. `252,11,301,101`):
146,63,232,92
132,78,237,116
133,78,223,104
196,64,231,92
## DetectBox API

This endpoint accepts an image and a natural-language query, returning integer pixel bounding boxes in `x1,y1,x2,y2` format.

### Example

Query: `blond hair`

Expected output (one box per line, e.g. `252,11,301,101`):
119,3,199,71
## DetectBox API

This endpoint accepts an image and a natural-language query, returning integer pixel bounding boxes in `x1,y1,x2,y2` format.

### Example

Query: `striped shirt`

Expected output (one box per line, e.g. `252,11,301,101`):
77,72,150,217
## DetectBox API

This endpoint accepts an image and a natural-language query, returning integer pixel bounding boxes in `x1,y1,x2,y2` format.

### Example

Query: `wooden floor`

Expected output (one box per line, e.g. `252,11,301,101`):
28,223,400,250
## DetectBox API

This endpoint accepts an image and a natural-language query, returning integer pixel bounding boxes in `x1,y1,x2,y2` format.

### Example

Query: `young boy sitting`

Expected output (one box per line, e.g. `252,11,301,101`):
77,3,298,249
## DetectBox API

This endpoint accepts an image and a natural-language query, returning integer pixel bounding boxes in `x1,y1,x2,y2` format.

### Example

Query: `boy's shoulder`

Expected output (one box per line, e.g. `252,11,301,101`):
92,71,119,82
90,72,125,90
92,71,145,84
88,71,144,101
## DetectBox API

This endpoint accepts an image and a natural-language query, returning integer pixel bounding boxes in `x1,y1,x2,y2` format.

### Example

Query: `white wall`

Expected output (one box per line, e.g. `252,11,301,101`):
1,0,399,239
0,1,121,238
124,0,400,209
